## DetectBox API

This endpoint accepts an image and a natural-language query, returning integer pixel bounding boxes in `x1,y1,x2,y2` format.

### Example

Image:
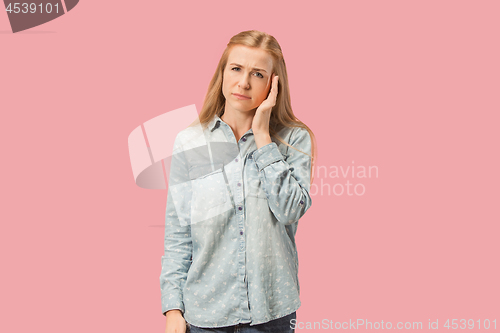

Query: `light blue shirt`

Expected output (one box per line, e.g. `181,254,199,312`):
160,114,313,327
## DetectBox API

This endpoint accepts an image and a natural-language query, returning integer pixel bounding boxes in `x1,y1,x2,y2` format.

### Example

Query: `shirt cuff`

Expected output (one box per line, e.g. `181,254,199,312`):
252,142,284,172
161,293,185,316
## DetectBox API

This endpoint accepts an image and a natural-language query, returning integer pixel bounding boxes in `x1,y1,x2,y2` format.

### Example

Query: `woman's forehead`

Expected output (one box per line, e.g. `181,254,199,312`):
227,45,273,71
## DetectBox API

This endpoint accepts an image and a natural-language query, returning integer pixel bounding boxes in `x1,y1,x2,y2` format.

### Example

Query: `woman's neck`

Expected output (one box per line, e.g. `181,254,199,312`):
220,107,256,142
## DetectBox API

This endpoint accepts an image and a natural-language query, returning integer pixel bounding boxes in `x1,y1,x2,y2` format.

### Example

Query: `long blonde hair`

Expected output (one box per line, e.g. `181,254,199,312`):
193,30,317,184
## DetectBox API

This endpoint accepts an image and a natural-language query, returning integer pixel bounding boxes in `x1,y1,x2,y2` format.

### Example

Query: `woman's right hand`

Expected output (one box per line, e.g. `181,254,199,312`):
165,309,187,333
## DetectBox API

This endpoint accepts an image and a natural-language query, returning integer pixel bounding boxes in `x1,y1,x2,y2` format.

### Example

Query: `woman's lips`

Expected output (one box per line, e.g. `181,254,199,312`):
233,93,251,100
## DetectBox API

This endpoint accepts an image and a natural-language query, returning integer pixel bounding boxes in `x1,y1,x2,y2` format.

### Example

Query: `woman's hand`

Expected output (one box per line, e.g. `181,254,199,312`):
165,309,187,333
252,74,279,149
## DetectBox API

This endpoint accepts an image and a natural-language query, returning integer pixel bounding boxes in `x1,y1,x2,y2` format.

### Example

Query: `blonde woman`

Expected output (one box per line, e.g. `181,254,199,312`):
161,30,316,333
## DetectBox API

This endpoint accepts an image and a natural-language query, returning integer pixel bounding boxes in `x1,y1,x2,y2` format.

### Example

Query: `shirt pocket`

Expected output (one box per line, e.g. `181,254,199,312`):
189,163,228,223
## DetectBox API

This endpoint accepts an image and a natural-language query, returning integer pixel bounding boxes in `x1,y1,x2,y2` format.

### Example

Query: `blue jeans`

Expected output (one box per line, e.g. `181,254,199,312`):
187,312,296,333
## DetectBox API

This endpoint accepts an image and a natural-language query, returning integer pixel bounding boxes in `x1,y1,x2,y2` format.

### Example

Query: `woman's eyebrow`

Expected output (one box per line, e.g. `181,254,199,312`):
229,63,267,73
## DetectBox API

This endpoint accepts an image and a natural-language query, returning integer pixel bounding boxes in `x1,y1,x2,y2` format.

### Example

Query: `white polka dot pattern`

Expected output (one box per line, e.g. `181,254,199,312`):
160,114,312,328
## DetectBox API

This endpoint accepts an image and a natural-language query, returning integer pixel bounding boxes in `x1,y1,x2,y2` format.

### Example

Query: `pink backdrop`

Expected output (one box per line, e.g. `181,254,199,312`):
1,1,499,332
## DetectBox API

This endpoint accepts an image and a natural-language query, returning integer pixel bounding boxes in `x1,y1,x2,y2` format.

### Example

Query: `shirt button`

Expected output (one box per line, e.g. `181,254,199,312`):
240,231,243,235
242,137,247,142
238,206,242,211
237,182,241,187
235,158,238,162
300,200,304,205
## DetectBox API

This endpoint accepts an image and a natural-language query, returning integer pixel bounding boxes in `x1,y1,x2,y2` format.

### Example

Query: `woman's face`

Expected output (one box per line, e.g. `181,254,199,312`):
222,45,274,114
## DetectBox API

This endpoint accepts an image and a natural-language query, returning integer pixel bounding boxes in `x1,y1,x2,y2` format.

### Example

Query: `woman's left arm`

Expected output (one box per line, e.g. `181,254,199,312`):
251,127,313,225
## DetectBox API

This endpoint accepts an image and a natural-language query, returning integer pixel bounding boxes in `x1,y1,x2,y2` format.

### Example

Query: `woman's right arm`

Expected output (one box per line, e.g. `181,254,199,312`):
165,309,187,333
160,134,193,332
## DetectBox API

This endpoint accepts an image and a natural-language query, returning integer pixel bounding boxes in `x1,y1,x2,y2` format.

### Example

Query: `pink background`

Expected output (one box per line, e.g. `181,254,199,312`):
1,1,499,332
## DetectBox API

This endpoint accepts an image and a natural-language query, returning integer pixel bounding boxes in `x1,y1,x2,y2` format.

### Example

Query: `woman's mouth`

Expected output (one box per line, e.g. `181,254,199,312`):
233,93,251,100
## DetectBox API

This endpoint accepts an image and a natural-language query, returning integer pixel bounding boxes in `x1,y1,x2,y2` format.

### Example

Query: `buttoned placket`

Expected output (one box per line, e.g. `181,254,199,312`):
218,120,252,323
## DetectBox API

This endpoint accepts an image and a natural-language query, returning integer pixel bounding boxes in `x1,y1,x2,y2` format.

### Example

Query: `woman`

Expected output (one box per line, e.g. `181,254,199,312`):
161,30,317,333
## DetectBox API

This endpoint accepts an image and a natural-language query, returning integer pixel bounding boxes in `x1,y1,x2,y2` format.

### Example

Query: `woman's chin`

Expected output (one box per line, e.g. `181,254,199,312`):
226,103,258,114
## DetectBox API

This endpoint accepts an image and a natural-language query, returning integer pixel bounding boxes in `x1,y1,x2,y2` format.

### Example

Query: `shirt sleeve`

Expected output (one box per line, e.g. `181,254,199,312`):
251,127,313,225
160,133,193,316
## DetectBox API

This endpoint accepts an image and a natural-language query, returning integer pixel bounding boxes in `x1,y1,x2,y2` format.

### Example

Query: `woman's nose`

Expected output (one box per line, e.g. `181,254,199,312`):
238,75,250,89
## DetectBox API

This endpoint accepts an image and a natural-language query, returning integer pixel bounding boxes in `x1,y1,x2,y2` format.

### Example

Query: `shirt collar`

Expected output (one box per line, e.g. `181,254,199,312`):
209,114,222,132
208,113,255,137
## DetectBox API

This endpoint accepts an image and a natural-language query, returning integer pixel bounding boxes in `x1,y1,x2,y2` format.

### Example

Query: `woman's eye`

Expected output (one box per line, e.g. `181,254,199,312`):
254,72,264,78
231,67,241,71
